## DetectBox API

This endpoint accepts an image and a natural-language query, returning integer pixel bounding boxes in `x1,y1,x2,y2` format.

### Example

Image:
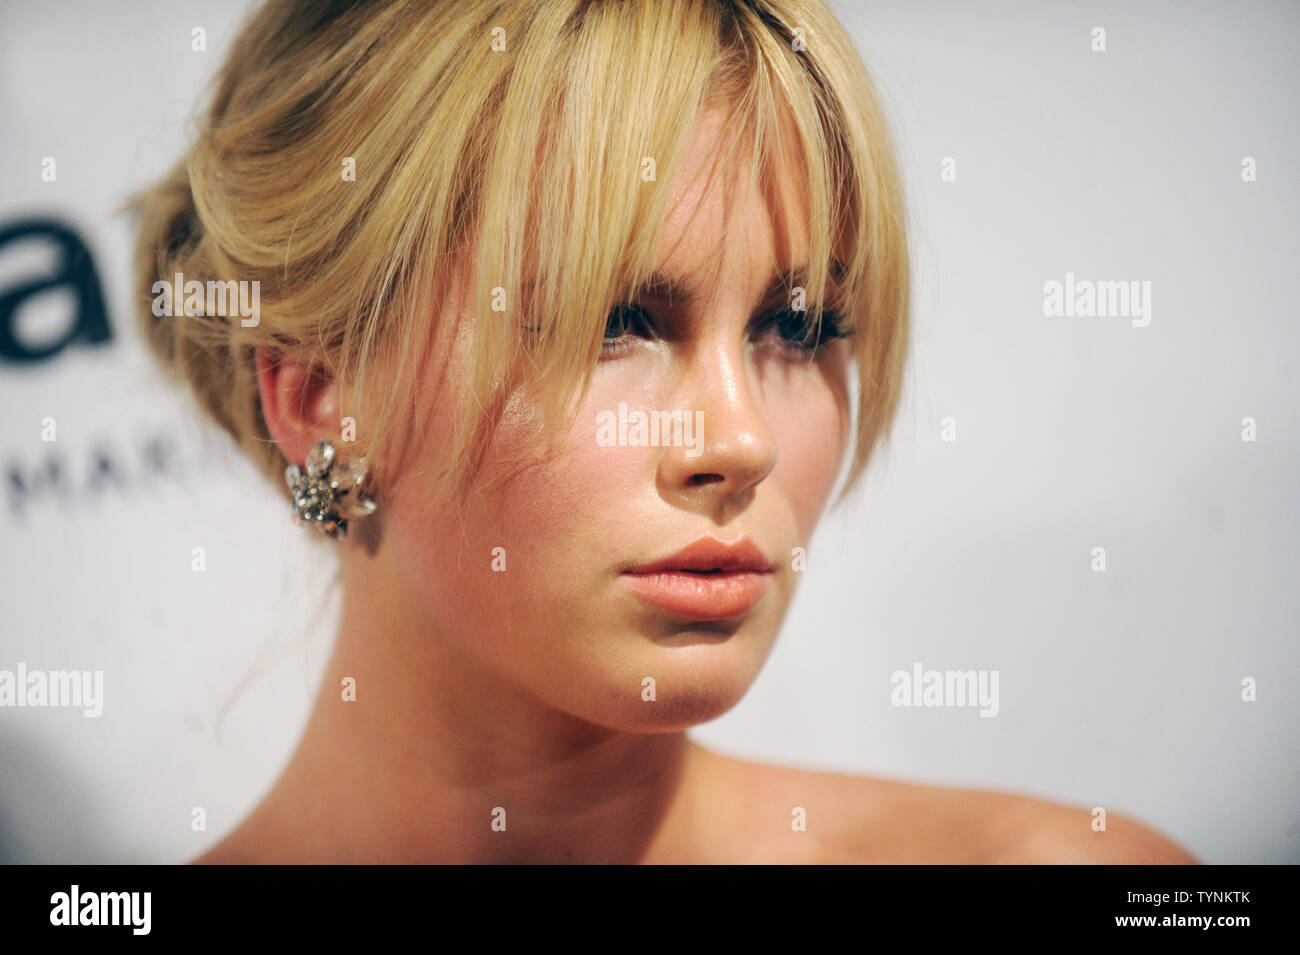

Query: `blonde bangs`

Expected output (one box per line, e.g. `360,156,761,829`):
437,0,911,506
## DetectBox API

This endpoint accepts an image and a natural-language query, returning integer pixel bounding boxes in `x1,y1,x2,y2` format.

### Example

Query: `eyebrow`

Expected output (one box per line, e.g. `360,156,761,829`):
631,258,847,307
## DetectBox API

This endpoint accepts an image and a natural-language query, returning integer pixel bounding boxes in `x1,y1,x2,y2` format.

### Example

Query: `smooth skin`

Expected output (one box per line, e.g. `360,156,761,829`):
196,107,1197,864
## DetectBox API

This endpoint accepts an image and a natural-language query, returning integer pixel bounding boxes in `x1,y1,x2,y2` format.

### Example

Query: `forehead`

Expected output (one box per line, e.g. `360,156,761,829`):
651,104,812,301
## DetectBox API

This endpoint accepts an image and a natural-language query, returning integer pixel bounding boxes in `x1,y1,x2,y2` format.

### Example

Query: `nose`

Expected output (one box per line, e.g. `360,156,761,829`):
657,335,777,515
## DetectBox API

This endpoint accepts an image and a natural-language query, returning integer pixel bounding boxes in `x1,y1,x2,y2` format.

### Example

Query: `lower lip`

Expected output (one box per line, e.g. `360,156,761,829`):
620,570,772,620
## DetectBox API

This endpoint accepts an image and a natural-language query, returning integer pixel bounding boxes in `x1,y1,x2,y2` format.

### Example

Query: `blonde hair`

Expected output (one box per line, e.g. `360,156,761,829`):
132,0,909,511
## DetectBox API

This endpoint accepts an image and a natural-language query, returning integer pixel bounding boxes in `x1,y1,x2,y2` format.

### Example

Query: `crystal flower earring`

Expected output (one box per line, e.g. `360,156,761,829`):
284,438,378,541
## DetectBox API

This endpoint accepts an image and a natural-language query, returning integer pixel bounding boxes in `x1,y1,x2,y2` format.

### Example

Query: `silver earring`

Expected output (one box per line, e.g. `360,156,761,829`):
284,438,377,541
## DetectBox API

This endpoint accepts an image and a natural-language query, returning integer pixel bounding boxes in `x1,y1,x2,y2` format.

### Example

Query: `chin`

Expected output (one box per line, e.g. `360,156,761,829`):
561,637,772,733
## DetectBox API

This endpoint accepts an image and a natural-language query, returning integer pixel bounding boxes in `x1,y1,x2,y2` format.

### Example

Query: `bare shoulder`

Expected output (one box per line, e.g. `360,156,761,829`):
692,746,1197,864
190,839,241,865
187,786,318,864
189,816,272,864
996,797,1199,864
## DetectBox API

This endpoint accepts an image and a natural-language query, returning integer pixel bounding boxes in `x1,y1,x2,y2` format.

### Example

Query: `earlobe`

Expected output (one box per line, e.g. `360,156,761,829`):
254,345,341,466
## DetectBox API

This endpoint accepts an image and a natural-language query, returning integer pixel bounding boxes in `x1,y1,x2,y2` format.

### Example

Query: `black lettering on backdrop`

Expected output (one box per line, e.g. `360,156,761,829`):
0,218,111,364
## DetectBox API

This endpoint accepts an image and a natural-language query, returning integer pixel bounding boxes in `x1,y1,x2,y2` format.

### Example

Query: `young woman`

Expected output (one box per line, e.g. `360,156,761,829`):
133,0,1196,863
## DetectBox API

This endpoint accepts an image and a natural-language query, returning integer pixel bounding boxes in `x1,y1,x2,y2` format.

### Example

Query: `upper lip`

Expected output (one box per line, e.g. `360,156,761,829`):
624,535,776,575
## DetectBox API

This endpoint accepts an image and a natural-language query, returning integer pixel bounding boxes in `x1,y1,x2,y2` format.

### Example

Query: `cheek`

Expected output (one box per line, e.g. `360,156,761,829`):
761,358,851,533
481,373,649,563
380,376,643,642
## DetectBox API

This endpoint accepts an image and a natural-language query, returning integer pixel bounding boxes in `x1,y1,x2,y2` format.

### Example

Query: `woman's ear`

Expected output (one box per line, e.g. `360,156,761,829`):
254,345,342,466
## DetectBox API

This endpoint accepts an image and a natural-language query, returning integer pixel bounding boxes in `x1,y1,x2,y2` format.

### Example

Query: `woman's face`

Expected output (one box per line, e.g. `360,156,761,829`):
378,109,852,731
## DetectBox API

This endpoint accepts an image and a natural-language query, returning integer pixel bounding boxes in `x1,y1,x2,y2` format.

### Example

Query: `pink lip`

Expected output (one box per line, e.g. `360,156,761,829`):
621,535,775,620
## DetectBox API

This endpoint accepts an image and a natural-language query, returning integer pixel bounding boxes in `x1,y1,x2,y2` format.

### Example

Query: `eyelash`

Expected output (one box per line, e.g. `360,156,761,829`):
599,304,852,359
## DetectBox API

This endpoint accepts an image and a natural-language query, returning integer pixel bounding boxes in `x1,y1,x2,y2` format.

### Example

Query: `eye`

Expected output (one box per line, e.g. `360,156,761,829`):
754,308,851,357
597,302,852,360
600,303,655,357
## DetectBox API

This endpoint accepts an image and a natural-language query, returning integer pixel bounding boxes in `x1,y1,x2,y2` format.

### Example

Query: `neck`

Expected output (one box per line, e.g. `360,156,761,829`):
251,542,703,863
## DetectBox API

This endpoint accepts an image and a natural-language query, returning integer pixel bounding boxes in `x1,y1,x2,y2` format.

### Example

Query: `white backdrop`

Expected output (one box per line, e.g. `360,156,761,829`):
1,0,1295,863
